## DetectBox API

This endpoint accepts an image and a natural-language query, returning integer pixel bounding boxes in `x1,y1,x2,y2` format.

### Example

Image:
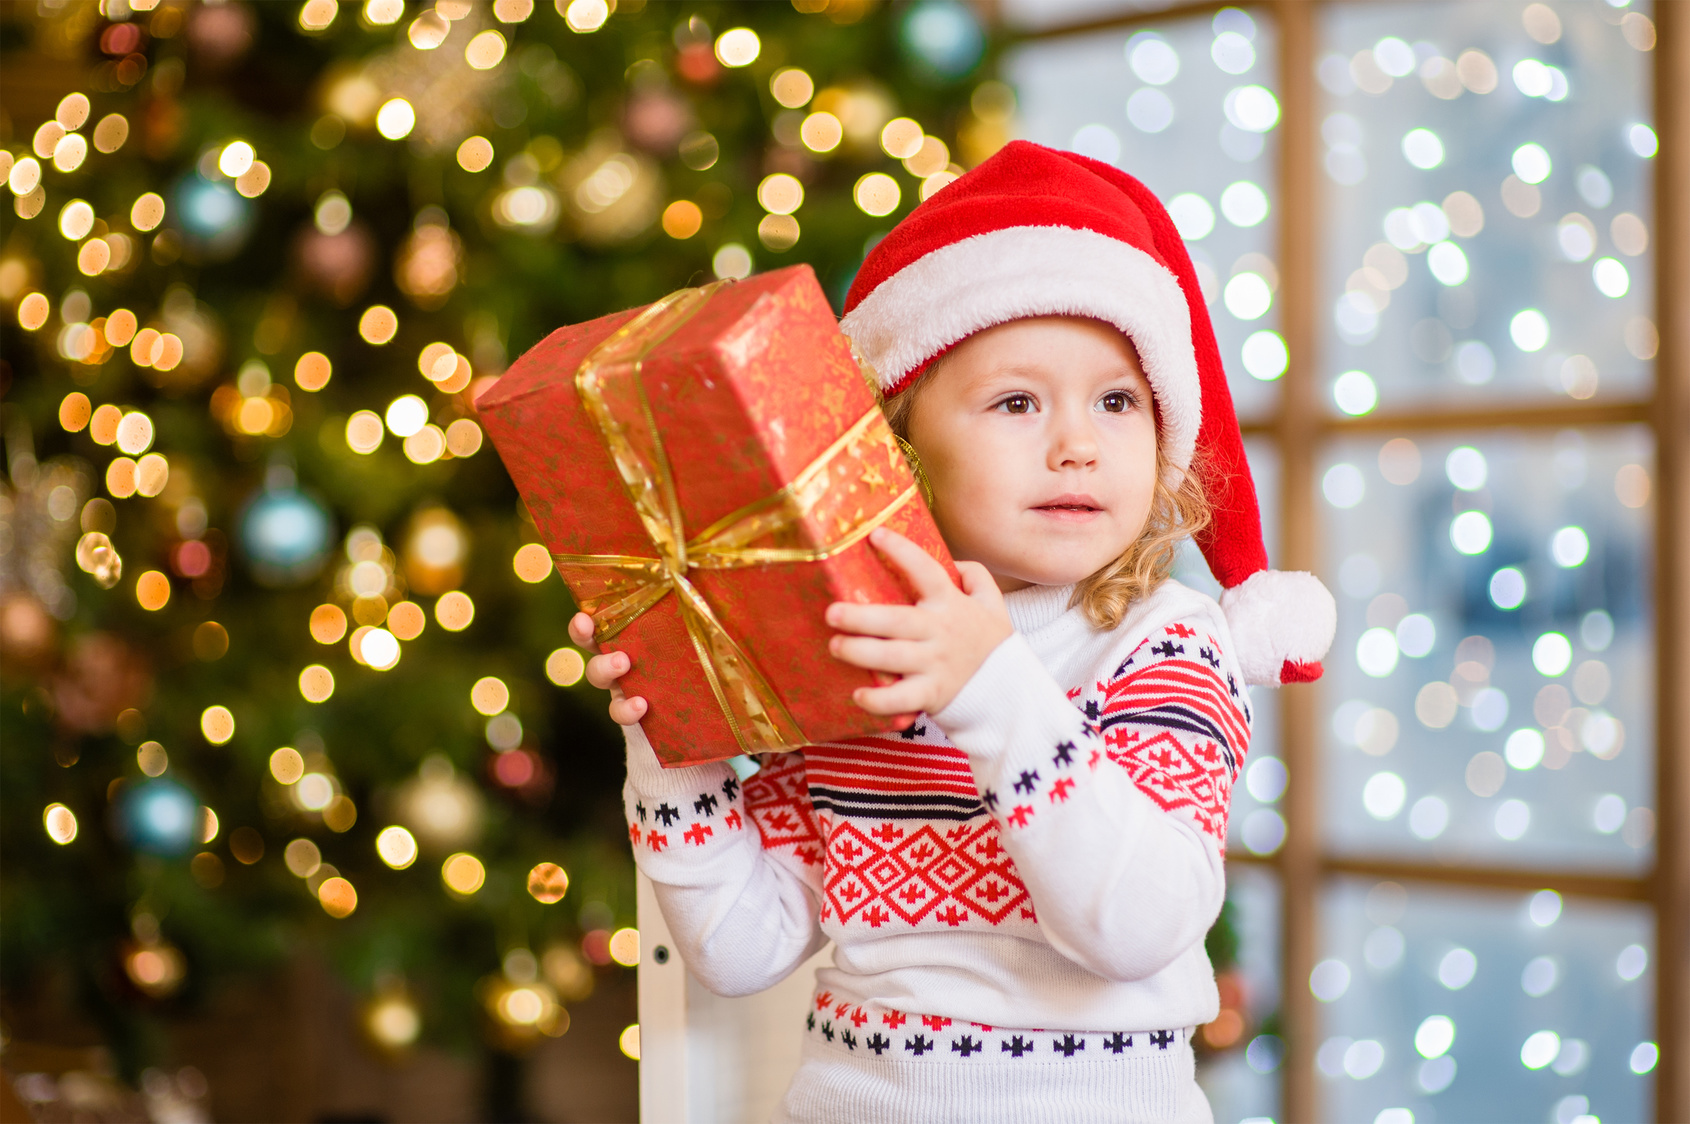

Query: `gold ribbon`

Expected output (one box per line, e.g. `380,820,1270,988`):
554,281,919,755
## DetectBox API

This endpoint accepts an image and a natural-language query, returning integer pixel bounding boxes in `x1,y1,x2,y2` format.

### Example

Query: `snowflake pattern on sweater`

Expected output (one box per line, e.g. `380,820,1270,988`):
626,615,1250,935
799,991,1191,1062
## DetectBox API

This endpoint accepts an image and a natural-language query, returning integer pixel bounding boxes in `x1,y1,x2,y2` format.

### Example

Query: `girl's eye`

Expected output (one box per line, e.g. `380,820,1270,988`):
1098,391,1136,414
997,394,1035,415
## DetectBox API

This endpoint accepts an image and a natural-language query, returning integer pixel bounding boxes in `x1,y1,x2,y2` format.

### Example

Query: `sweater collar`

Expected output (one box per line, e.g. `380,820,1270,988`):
1004,583,1077,634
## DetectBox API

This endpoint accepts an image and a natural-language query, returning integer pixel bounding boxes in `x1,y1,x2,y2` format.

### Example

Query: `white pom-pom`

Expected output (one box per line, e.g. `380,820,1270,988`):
1220,570,1336,686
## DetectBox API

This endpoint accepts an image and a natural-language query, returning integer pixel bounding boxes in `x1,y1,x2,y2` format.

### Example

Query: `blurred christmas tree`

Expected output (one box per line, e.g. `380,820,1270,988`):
0,0,1013,1100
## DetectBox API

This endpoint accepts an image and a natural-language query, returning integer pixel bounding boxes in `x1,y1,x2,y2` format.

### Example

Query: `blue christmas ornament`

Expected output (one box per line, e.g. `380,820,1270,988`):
121,778,199,856
901,1,984,80
173,172,254,258
240,479,333,586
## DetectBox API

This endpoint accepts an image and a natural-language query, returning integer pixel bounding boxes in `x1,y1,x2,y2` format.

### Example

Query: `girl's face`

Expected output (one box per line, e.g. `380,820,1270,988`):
905,316,1160,593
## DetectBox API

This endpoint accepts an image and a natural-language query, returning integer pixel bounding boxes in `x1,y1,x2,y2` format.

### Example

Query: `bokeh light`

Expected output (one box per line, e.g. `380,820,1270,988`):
44,803,78,844
387,601,426,641
757,174,804,216
513,543,553,583
712,243,752,280
1332,370,1378,415
138,741,169,778
270,747,305,784
386,395,428,437
219,141,256,179
376,99,416,140
854,173,900,217
442,419,483,459
442,852,486,895
360,627,401,670
435,591,475,631
131,192,166,231
376,825,419,869
564,0,608,33
800,112,843,153
59,393,91,432
136,571,171,611
19,293,51,331
299,664,335,703
360,305,399,345
299,0,338,31
318,877,358,918
527,862,569,903
366,992,421,1048
545,648,585,687
662,200,703,239
310,604,349,644
465,30,507,69
471,676,510,716
714,28,759,67
771,68,814,108
457,136,495,172
403,425,446,464
608,928,640,967
346,411,385,454
295,352,332,391
115,412,154,455
285,837,322,877
107,458,138,499
201,705,235,745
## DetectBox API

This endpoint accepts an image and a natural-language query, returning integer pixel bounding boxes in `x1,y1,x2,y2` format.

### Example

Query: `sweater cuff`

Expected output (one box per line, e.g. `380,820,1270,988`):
932,632,1066,753
624,722,731,798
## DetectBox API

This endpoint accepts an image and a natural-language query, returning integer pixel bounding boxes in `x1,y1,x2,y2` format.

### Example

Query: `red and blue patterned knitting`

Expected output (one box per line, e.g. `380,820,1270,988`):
630,612,1249,940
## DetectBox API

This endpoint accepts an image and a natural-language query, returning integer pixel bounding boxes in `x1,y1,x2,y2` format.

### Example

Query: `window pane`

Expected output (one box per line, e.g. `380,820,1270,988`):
1317,878,1654,1124
1201,864,1283,1124
1318,2,1656,413
1319,428,1654,871
1004,8,1284,420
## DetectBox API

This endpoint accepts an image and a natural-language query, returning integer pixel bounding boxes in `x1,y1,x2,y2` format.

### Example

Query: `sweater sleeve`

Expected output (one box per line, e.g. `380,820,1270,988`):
623,724,828,997
930,618,1251,983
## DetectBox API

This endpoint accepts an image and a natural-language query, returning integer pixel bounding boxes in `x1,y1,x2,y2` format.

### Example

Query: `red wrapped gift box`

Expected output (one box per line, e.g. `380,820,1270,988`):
479,265,956,767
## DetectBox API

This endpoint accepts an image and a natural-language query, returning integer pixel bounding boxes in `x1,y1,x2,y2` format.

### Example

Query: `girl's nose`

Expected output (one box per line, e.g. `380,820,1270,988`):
1048,412,1100,469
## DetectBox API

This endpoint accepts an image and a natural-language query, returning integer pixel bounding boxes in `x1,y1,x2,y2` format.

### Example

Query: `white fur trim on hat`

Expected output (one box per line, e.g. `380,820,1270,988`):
1219,569,1337,687
839,225,1202,471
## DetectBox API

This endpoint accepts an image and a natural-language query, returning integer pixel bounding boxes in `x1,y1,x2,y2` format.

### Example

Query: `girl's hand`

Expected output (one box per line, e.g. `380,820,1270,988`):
826,528,1014,725
569,612,649,727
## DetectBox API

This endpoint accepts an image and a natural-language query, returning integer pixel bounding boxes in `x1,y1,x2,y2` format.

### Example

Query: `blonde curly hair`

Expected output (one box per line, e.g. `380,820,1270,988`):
879,365,1211,632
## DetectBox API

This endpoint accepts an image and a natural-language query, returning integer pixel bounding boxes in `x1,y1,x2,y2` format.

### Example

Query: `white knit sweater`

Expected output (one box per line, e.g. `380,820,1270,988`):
622,579,1252,1123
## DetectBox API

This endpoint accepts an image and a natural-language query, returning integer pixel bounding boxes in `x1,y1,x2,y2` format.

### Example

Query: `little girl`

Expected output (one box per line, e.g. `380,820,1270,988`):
571,141,1334,1123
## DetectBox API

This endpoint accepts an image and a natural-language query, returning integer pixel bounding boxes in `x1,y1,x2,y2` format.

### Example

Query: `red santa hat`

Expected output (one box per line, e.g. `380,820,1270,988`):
840,140,1333,686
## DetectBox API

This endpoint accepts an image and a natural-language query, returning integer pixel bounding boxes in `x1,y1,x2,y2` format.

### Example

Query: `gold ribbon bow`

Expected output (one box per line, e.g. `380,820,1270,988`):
553,281,920,755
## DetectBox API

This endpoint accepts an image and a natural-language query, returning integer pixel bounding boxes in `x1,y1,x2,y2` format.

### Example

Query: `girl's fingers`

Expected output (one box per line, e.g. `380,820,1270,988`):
850,678,931,717
886,712,922,732
829,634,929,674
868,528,954,600
955,560,1003,602
568,612,601,652
825,600,928,639
608,695,648,726
585,650,630,690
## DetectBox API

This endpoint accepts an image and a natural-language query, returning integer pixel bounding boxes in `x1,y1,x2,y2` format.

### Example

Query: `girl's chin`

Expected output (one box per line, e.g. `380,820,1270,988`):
985,555,1124,590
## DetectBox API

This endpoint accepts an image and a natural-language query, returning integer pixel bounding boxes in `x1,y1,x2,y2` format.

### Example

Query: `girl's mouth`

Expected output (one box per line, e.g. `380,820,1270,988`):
1033,494,1104,518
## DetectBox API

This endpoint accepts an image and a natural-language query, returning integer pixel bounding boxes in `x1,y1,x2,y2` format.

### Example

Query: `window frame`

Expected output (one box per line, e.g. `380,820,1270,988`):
1008,3,1686,1119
